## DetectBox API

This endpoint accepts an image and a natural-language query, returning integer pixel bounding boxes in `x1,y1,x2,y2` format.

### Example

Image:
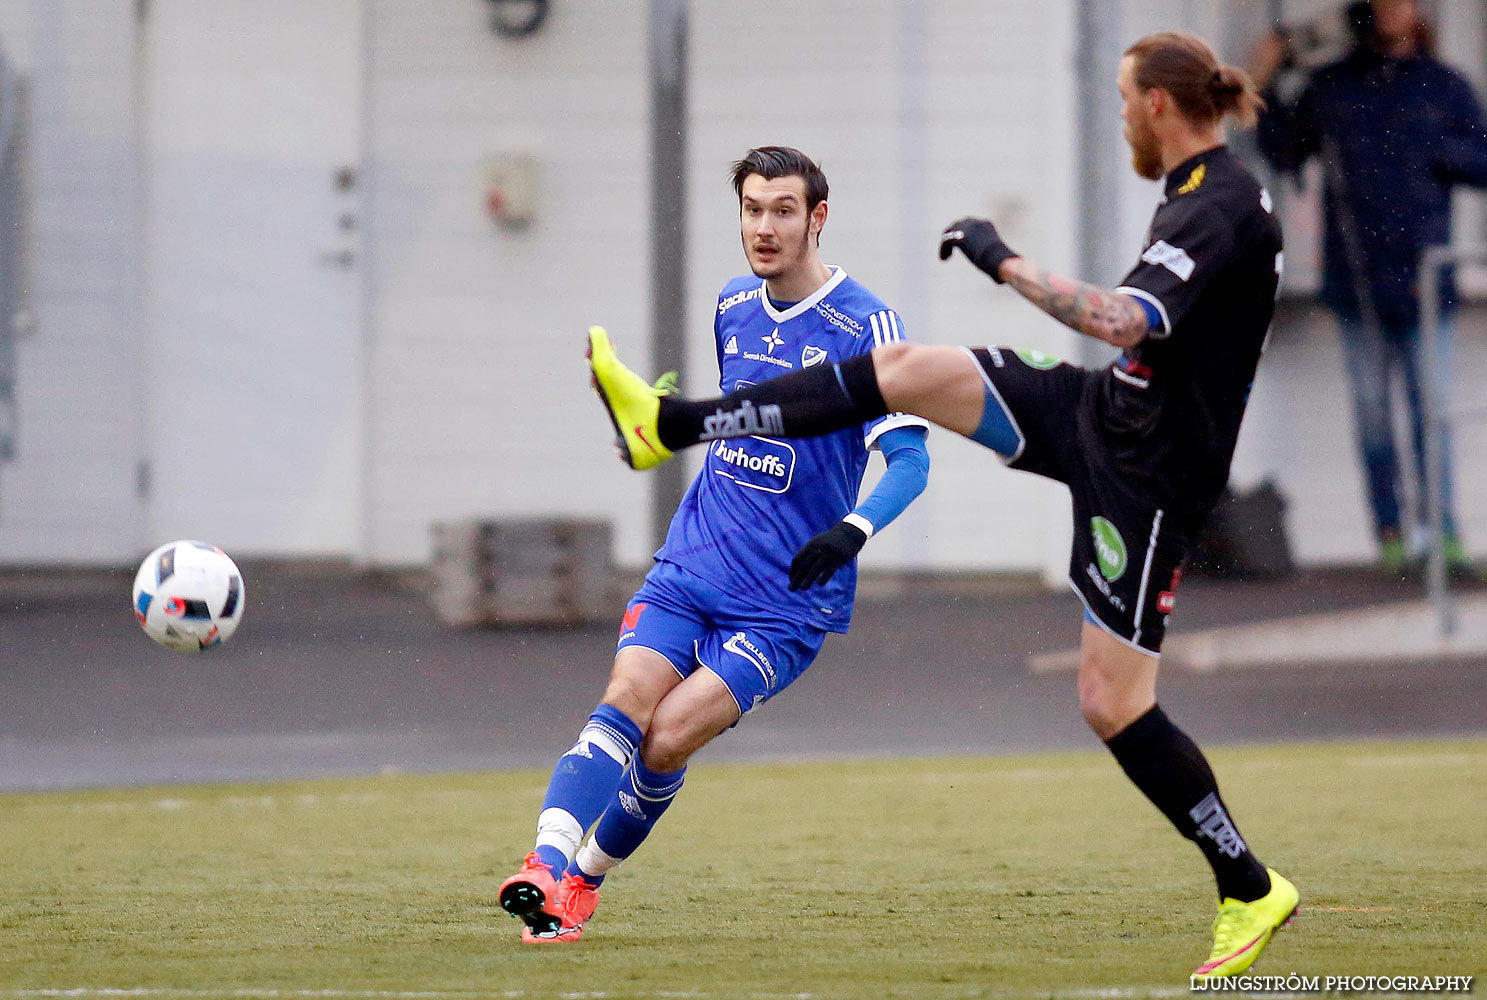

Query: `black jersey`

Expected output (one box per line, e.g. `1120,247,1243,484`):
1081,145,1283,520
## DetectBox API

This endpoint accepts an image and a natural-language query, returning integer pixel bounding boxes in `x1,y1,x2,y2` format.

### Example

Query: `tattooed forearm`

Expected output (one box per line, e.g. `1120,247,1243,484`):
1001,259,1149,349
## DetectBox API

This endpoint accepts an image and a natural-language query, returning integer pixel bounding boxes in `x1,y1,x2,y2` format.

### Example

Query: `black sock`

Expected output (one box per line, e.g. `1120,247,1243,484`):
1105,705,1270,902
656,353,888,450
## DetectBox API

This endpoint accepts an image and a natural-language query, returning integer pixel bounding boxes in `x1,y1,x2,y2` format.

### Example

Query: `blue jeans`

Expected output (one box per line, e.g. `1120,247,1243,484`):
1337,313,1458,539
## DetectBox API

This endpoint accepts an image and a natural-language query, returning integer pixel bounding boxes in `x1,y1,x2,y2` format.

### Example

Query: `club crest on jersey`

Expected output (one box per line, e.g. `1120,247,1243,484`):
802,344,828,368
711,437,796,494
723,335,739,355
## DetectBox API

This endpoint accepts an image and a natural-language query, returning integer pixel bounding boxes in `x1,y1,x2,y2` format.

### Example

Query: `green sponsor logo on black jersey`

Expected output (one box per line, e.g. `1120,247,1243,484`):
1091,517,1127,582
1015,348,1062,370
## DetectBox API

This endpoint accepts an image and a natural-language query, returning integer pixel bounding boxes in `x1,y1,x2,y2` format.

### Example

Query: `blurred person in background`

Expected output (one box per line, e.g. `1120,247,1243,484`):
1252,0,1487,577
498,146,931,943
592,33,1299,980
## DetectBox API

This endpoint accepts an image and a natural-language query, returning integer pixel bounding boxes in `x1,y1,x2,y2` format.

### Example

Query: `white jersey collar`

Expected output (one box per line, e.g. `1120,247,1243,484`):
759,265,848,323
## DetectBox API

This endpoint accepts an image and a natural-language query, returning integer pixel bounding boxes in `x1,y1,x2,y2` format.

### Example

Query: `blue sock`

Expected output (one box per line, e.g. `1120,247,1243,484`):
567,755,687,887
532,704,641,878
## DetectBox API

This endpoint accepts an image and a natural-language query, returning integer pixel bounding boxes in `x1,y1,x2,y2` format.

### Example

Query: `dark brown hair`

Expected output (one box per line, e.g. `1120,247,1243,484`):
729,146,829,213
1125,32,1264,128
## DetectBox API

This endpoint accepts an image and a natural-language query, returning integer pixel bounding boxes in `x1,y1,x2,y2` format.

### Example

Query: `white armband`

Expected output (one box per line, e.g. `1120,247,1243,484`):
843,512,876,539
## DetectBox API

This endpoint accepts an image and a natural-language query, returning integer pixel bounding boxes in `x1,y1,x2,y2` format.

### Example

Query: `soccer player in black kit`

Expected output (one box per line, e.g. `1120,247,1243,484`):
588,31,1298,977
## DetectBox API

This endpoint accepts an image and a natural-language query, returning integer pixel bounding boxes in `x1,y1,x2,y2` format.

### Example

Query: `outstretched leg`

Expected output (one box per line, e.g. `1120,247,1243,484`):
588,327,990,467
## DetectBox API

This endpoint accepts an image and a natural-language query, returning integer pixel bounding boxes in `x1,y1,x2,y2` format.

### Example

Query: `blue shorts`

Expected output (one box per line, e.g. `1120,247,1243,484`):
616,560,828,717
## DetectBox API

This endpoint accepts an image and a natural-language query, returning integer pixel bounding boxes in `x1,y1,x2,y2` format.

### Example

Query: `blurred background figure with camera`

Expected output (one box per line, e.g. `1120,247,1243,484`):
1250,0,1487,579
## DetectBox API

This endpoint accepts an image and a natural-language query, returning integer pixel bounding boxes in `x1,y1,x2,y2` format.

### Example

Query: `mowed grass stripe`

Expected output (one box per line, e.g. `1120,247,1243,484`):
0,987,1199,999
2,741,1484,996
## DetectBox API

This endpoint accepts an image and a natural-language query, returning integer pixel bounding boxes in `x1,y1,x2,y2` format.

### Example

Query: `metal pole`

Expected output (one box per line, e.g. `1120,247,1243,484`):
1419,245,1455,636
1073,0,1122,368
648,0,687,552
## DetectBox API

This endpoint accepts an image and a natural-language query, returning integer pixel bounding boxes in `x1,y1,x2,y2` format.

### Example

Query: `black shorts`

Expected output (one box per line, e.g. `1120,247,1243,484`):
968,347,1193,655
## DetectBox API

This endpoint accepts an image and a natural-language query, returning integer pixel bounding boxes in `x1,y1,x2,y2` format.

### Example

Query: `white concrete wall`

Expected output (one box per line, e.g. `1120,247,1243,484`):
361,0,652,566
1,0,1483,572
0,0,145,562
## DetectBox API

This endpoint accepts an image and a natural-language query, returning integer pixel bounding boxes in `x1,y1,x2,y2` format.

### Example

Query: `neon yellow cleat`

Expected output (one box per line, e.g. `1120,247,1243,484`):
586,326,675,471
1193,868,1300,978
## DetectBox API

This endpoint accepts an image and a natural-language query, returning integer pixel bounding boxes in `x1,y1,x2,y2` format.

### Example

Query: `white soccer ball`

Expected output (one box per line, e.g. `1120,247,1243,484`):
131,540,246,654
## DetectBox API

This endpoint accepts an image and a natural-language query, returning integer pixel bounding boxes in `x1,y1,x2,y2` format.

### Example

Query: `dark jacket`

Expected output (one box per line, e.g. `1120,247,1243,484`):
1257,47,1487,331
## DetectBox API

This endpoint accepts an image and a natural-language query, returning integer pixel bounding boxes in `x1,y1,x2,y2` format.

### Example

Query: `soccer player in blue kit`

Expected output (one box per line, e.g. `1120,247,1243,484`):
499,146,931,943
591,36,1300,979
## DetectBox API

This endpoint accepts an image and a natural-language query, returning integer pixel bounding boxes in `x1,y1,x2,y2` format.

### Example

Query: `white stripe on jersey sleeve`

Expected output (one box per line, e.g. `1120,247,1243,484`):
868,310,903,349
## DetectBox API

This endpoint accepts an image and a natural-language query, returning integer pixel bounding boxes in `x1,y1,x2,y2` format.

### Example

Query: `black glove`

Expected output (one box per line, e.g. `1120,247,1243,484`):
789,520,869,591
938,217,1017,283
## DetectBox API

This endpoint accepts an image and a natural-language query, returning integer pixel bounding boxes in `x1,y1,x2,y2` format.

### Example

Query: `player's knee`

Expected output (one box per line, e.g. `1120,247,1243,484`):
637,723,695,773
1076,675,1153,738
1078,673,1112,736
599,675,660,732
600,650,683,731
1077,664,1142,740
640,693,727,771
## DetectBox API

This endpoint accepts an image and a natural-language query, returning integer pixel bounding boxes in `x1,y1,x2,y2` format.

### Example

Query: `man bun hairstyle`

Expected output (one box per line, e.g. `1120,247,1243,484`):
1126,31,1264,128
729,146,829,213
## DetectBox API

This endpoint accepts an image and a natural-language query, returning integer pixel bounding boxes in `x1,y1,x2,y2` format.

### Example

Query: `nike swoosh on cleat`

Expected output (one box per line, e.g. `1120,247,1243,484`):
1196,931,1268,975
633,426,660,455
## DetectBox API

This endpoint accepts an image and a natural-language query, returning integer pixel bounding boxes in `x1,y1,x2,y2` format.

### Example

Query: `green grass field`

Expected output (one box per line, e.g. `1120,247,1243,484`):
2,740,1484,998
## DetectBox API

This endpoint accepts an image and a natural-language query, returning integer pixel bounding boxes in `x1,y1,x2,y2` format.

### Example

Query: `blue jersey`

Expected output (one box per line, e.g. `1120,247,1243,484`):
655,266,927,632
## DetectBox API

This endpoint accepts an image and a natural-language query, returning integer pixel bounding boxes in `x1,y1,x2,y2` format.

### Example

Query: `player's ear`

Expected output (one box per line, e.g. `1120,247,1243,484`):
811,200,828,242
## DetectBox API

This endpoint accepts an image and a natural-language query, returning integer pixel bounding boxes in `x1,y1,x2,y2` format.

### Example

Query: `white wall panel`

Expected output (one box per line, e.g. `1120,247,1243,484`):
3,0,1482,571
363,0,651,566
0,0,143,563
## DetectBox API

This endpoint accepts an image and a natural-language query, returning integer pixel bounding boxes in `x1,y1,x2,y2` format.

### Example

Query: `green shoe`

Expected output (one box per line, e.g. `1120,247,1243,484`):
1443,536,1480,581
1379,536,1408,577
1193,868,1300,978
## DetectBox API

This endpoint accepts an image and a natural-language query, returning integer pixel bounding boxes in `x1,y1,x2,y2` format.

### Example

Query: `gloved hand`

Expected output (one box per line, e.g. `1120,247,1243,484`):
938,217,1018,283
789,520,869,591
